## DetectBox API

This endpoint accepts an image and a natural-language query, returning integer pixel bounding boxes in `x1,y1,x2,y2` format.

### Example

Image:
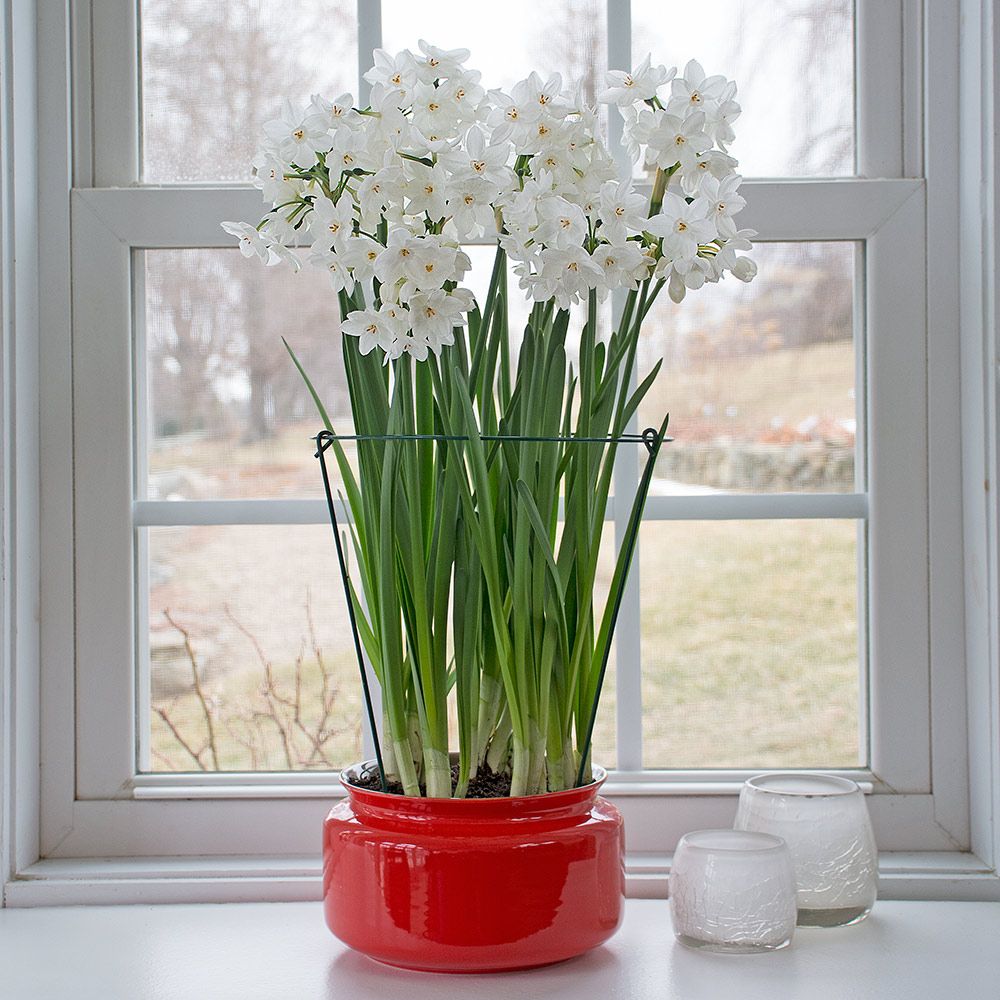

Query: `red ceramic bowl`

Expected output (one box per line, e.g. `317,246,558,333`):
323,761,625,973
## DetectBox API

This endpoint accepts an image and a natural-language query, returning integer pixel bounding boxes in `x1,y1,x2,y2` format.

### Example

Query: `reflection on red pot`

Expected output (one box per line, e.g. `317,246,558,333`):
323,762,625,973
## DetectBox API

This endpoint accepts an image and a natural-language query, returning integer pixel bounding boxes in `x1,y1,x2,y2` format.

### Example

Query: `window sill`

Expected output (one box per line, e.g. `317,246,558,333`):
5,851,997,907
1,898,998,999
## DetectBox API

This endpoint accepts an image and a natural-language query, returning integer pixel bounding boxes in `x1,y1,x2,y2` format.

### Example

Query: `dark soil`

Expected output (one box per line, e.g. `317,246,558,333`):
350,762,515,798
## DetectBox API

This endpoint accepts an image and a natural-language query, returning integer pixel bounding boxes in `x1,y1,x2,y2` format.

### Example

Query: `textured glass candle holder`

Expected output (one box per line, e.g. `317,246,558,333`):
734,773,878,928
669,830,797,954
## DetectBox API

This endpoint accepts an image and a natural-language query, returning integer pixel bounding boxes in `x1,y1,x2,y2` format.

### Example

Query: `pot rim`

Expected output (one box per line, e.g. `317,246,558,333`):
338,757,607,806
744,771,860,797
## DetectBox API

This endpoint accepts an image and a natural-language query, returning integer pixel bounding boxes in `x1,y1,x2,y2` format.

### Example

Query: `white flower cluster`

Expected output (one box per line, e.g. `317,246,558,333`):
223,43,755,363
602,56,757,302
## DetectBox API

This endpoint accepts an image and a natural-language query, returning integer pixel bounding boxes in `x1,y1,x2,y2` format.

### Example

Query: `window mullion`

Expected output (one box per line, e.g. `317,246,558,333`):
855,0,905,176
357,0,382,104
91,0,140,186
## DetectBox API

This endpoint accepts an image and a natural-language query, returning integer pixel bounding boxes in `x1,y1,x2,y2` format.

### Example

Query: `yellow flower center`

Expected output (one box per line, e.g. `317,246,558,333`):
293,128,305,140
472,160,486,173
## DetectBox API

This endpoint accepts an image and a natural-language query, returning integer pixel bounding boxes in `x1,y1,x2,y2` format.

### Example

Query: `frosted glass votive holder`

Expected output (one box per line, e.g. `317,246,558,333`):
735,773,878,927
669,829,797,954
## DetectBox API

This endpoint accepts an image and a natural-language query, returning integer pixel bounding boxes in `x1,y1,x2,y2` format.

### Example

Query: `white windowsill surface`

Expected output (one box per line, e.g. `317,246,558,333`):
1,899,998,1000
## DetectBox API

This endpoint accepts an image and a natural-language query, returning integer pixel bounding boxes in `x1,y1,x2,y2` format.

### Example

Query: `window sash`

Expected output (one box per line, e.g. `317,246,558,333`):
69,181,929,793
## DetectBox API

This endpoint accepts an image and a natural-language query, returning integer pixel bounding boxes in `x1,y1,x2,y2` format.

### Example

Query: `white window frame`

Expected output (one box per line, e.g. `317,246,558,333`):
4,0,1000,904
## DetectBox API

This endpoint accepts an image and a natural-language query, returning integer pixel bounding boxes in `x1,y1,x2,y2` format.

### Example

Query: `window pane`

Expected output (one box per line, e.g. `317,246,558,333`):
631,0,854,177
640,519,862,769
142,249,349,500
144,523,619,773
639,242,859,495
140,1,358,182
145,524,366,772
380,0,607,103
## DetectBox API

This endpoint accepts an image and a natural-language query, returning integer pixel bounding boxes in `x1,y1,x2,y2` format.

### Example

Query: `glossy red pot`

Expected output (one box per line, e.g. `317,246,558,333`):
322,761,625,973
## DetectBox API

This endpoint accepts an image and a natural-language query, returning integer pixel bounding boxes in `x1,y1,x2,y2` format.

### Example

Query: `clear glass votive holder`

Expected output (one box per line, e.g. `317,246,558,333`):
669,829,797,954
734,773,878,928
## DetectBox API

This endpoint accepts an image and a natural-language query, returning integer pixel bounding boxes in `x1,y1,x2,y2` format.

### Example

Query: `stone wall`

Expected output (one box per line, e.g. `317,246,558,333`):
658,441,855,492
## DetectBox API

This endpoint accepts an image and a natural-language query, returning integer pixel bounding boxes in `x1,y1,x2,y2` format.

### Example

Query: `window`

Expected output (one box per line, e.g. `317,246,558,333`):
34,0,976,871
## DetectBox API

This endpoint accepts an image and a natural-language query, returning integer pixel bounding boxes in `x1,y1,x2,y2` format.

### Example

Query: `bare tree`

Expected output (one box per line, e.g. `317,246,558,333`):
142,1,355,443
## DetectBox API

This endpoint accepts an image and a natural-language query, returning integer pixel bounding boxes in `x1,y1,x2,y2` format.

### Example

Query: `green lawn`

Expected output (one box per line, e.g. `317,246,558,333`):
150,519,860,773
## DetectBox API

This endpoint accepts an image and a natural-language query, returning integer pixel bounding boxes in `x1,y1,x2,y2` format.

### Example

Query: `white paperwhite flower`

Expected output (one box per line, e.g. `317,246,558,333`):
592,241,653,293
401,236,464,291
340,235,383,281
645,192,716,254
307,92,361,132
699,174,746,239
598,55,675,106
730,254,757,282
412,39,470,83
404,162,450,222
441,126,513,187
376,301,432,362
445,175,497,240
440,71,486,122
257,216,302,272
704,81,741,151
374,227,423,288
363,49,418,103
327,127,367,173
536,196,588,248
406,287,472,353
262,100,332,164
411,82,464,141
598,180,647,244
536,245,604,308
356,162,405,229
340,235,382,281
713,228,757,281
308,195,355,251
667,60,727,117
678,149,739,195
309,247,355,293
222,221,276,263
342,306,398,356
487,84,543,149
250,151,300,204
643,111,712,171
